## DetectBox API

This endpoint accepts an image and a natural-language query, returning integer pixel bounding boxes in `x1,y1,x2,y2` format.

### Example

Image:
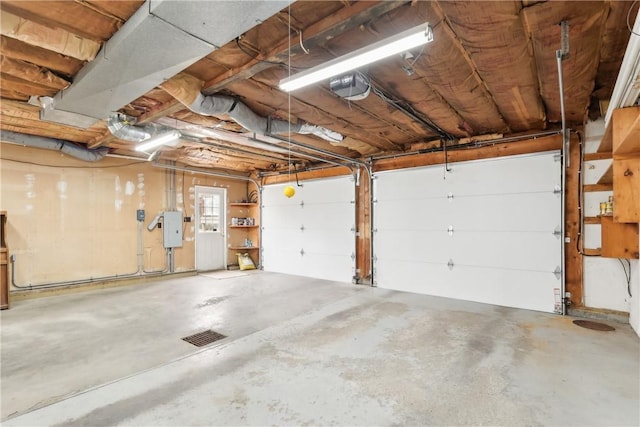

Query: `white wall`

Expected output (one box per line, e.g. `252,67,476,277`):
582,119,639,316
630,232,640,336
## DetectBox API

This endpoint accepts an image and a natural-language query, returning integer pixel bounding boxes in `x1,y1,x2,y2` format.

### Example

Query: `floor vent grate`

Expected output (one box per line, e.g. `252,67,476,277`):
572,320,615,332
182,330,227,347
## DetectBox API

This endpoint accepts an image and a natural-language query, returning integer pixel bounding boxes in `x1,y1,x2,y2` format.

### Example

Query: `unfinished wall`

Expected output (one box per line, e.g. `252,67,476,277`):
0,143,247,289
582,119,638,314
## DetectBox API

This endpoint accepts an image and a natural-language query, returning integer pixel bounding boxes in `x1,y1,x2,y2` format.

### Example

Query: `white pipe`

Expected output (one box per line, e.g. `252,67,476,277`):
605,7,640,123
556,49,568,315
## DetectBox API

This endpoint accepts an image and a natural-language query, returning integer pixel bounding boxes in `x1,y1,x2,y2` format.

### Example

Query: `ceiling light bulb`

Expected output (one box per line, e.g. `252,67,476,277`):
280,23,433,92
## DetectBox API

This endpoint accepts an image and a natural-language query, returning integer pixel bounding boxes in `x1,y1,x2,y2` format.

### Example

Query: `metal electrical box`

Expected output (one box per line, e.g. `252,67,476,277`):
163,211,183,248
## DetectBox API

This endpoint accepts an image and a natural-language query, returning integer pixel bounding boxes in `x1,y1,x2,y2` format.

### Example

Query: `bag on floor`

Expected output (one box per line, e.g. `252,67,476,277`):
237,253,256,271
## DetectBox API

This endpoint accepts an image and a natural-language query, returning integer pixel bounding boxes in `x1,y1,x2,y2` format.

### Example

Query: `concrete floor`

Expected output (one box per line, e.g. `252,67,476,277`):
1,271,638,426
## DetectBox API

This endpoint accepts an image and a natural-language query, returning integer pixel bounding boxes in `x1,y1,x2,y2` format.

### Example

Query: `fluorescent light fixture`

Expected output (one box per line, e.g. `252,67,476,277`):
279,23,433,92
135,130,181,152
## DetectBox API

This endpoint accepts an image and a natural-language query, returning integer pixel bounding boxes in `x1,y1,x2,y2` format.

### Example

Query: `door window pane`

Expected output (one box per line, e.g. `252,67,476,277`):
199,193,220,232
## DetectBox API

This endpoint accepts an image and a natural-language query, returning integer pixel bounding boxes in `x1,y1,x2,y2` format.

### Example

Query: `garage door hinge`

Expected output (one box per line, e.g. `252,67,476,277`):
300,248,305,256
300,224,305,232
447,192,454,201
553,185,562,194
553,153,562,162
448,225,454,236
351,252,356,261
447,259,455,270
553,266,561,280
350,200,356,204
300,200,305,208
552,226,561,238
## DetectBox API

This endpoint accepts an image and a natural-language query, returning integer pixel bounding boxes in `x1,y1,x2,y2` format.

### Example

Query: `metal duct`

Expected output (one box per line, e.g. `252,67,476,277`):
188,93,344,143
1,130,108,162
107,113,152,142
40,0,290,128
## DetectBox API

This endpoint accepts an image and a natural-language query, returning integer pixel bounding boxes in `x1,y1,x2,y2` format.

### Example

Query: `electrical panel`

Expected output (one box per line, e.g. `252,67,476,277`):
162,211,183,248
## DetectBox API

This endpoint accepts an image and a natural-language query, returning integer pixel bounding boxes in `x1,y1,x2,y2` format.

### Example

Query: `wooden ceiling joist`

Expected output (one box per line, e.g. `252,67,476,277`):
201,0,409,94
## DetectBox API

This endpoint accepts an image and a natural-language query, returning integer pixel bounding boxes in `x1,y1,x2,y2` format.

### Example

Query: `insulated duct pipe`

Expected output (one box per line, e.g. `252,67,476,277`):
0,130,109,162
188,93,344,144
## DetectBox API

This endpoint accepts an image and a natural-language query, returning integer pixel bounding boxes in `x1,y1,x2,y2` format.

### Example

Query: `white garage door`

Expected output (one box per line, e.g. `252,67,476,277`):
374,151,562,313
262,176,356,283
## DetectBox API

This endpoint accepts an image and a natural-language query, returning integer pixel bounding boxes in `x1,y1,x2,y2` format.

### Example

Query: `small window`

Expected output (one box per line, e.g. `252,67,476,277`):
199,193,221,232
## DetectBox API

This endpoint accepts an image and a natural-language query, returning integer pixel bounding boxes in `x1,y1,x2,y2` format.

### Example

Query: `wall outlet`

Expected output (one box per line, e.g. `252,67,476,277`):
184,216,192,223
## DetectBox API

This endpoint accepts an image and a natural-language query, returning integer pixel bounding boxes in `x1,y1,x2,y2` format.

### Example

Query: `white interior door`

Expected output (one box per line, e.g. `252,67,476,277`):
262,177,356,283
374,151,562,313
195,186,226,271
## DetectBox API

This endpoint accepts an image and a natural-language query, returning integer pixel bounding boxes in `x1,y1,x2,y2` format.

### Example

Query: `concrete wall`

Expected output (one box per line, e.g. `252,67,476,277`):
582,120,638,317
0,143,248,289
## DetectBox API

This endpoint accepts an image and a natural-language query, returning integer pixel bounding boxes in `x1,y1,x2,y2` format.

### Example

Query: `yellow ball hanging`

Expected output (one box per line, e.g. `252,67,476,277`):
283,185,296,198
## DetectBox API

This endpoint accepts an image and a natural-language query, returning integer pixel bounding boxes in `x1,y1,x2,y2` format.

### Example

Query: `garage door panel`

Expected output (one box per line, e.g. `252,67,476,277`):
375,230,452,262
262,178,355,283
450,232,560,272
448,193,560,231
302,203,353,229
262,247,306,277
374,151,561,313
450,154,560,194
303,229,354,253
375,167,450,200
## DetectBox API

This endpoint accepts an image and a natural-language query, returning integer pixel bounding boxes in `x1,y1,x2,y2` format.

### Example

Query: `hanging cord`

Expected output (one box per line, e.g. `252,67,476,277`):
287,5,292,185
618,258,633,297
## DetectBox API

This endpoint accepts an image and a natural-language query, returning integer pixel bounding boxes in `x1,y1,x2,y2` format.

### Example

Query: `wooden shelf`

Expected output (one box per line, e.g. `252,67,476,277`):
229,202,257,206
584,183,613,192
229,246,259,250
229,225,258,228
584,216,601,225
584,152,612,161
583,248,602,256
601,216,639,259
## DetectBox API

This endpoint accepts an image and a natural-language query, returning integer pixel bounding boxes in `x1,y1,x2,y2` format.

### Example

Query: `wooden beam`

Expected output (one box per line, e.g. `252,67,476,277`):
565,134,583,307
373,134,562,172
584,152,612,161
202,1,408,93
0,55,70,90
612,106,640,156
261,166,351,185
613,156,640,223
0,35,83,77
356,167,371,282
584,183,613,192
584,216,601,225
582,248,602,256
